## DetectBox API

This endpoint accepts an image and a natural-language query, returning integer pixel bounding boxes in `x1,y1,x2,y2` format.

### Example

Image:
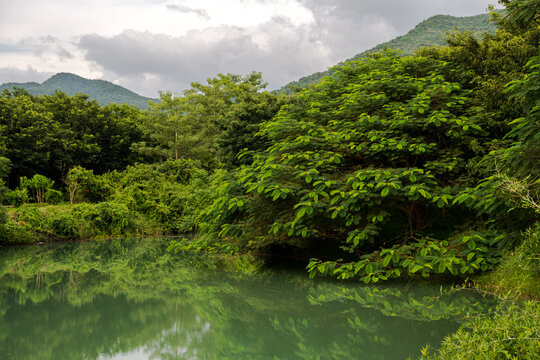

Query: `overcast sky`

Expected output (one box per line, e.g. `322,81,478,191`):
0,0,500,97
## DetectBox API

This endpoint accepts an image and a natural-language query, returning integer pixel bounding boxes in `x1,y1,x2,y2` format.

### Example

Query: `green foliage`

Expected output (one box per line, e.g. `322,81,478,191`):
19,174,54,204
496,0,540,32
1,159,221,243
419,299,540,360
477,222,540,298
0,89,147,186
71,202,135,236
4,187,28,206
44,188,63,204
65,166,95,204
201,52,504,282
133,72,283,169
307,231,502,283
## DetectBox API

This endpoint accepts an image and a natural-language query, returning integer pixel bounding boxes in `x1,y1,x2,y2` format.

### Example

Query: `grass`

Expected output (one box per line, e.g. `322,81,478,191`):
418,299,540,360
475,223,540,300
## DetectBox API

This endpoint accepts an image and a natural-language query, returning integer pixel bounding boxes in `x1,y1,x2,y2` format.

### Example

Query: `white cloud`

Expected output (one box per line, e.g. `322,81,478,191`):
78,17,333,96
166,4,210,19
0,0,500,96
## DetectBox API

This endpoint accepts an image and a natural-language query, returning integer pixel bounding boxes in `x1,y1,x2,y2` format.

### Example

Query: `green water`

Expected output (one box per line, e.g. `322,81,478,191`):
0,238,496,359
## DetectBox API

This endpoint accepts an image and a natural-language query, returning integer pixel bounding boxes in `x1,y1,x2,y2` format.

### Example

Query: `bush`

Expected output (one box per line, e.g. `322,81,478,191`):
477,223,540,298
50,213,82,239
71,202,134,236
16,205,47,229
419,300,540,360
5,188,29,207
45,189,64,205
0,223,38,243
20,174,54,203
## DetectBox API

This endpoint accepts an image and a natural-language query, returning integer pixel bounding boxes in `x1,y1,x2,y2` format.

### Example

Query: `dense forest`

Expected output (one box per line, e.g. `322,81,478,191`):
0,0,538,358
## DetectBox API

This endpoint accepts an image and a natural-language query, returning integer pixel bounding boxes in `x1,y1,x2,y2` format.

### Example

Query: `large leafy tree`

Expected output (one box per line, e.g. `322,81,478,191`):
200,53,505,282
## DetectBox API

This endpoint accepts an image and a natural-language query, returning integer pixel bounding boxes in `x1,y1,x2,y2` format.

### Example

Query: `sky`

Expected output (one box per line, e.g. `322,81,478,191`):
0,0,501,97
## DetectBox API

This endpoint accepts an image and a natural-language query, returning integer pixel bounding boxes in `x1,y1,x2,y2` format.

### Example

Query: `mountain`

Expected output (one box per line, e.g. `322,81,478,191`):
0,73,157,109
278,13,497,94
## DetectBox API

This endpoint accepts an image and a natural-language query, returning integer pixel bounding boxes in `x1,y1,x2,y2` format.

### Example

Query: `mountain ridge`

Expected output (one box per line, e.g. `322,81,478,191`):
277,13,497,94
0,72,157,109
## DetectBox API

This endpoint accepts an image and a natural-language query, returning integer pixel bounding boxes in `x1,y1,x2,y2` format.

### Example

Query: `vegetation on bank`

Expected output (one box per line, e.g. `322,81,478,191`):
0,160,220,243
419,300,539,360
0,0,536,288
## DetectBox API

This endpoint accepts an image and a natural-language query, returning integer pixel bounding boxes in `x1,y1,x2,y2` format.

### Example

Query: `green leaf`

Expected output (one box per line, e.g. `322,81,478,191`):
438,263,446,273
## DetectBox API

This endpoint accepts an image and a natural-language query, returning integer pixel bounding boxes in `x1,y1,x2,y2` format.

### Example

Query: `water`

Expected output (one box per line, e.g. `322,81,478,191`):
0,238,496,359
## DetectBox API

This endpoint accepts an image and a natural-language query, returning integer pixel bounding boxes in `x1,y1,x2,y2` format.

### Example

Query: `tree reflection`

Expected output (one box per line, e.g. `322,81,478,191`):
0,238,498,359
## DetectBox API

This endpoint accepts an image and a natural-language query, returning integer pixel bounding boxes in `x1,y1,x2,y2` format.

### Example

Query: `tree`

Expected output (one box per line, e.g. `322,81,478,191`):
0,89,146,187
65,166,95,204
20,174,54,204
133,72,273,169
200,52,505,282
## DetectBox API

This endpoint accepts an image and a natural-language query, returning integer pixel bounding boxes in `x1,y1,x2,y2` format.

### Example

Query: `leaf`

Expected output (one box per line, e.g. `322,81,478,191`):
438,263,446,273
381,187,389,197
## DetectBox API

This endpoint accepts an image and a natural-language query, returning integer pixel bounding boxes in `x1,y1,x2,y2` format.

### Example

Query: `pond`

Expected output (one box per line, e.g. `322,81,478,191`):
0,237,497,359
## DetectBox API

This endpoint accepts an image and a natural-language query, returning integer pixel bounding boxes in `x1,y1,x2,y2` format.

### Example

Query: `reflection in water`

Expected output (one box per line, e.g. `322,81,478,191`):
0,238,497,359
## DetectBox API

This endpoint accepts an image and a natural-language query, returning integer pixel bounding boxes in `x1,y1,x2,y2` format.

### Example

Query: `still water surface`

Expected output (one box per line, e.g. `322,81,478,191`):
0,237,496,359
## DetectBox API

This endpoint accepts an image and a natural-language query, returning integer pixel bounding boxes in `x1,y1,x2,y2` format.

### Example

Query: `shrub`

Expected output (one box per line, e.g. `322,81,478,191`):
45,189,64,205
5,188,29,207
16,205,47,229
20,175,54,203
419,300,540,360
50,213,82,239
477,223,540,298
71,202,133,236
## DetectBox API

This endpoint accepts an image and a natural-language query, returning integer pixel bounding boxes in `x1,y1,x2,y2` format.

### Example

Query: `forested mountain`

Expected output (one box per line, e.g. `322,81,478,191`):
0,72,157,109
278,13,496,93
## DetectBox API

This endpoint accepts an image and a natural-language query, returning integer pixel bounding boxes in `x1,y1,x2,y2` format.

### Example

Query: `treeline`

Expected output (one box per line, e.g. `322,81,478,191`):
0,72,286,241
0,90,145,186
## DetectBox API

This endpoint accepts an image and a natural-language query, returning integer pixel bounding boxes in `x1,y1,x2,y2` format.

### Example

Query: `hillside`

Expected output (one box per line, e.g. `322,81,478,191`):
0,73,157,109
278,13,496,94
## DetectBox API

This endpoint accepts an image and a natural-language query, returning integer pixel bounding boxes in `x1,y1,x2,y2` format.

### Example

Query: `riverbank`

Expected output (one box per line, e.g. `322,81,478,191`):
419,223,540,359
0,202,164,244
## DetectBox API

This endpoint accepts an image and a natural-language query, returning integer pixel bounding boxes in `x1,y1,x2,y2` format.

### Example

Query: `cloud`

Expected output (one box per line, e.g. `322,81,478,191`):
2,0,501,96
299,0,497,34
0,67,53,84
18,36,74,59
166,4,210,19
78,16,339,95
